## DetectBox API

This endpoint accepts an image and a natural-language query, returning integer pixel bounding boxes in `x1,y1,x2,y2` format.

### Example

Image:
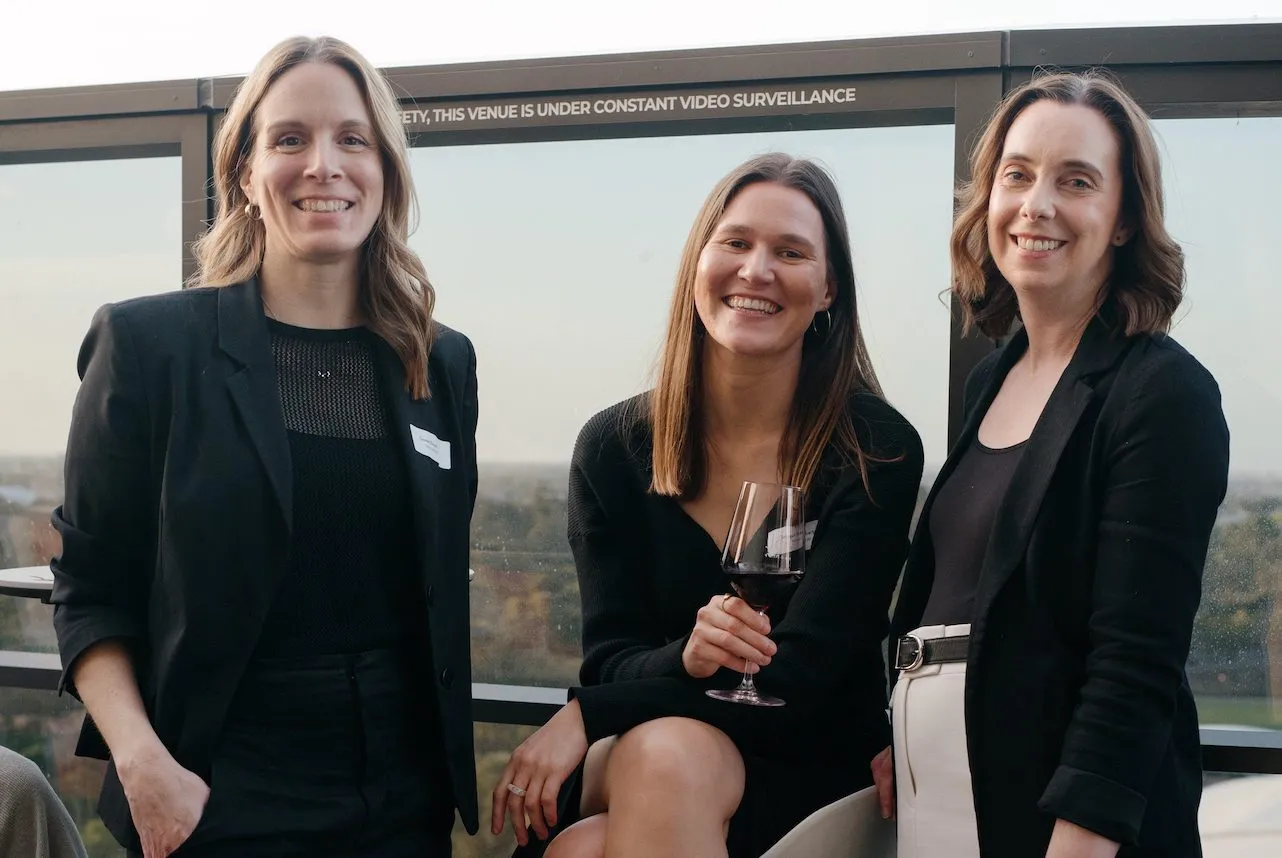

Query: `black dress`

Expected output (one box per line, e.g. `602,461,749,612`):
520,391,923,858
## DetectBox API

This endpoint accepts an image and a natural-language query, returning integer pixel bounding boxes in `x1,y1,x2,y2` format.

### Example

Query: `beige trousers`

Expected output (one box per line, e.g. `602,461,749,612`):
891,623,980,858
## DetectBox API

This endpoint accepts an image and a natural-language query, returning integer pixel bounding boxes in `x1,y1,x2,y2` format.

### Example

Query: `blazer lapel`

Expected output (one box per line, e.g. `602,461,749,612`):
374,339,441,588
217,279,293,530
972,316,1132,631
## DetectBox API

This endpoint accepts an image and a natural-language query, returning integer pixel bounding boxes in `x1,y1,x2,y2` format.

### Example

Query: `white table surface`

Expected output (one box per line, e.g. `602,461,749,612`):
0,565,54,600
0,567,475,600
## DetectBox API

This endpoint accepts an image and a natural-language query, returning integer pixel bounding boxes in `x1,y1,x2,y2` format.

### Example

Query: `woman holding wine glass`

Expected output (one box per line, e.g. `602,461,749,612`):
495,153,924,858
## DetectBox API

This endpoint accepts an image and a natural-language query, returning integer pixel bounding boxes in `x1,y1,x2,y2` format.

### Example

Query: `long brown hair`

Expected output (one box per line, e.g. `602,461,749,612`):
190,36,437,398
649,153,884,498
951,69,1184,338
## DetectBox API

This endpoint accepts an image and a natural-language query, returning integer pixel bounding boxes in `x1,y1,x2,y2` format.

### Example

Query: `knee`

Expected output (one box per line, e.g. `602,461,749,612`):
609,717,744,799
545,813,607,858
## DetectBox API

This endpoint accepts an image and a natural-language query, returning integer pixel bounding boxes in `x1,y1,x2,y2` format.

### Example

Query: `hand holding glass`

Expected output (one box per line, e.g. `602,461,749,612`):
706,481,805,707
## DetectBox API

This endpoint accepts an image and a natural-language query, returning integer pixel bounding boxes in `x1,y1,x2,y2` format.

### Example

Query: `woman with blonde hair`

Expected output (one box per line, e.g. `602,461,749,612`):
869,70,1229,858
50,36,478,858
495,153,923,858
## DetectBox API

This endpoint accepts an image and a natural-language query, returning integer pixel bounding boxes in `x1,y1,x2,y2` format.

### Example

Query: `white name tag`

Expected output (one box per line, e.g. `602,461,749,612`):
410,424,451,470
766,520,818,556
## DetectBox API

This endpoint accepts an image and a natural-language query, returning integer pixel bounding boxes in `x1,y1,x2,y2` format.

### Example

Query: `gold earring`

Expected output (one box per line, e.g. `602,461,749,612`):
245,202,261,221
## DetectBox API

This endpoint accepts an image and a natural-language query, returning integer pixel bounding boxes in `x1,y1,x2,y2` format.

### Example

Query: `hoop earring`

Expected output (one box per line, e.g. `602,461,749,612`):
244,202,261,221
810,309,833,338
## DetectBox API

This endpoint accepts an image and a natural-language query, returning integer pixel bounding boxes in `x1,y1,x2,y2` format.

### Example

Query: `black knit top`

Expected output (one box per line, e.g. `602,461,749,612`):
252,319,422,658
920,437,1027,626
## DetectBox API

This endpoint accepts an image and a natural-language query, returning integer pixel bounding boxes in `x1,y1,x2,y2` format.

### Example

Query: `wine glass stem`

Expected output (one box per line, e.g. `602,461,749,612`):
737,608,768,690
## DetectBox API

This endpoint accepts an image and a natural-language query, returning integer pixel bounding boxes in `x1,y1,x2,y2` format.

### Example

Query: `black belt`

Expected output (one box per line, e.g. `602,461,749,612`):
894,633,970,671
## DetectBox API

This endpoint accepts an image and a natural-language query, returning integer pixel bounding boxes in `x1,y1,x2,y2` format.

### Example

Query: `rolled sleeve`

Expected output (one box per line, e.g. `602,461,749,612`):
1040,764,1147,845
463,334,479,515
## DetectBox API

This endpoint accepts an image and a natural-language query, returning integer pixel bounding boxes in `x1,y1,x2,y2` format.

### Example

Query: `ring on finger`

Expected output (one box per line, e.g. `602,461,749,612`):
506,783,528,797
722,593,733,611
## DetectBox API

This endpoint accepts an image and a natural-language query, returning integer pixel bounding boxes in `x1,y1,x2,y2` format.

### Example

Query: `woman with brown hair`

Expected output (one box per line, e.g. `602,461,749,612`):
869,70,1229,858
494,153,923,858
50,36,478,858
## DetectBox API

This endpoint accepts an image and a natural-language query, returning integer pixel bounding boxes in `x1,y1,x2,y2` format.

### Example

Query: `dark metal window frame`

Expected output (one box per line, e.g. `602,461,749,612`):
2,23,1280,775
0,108,211,282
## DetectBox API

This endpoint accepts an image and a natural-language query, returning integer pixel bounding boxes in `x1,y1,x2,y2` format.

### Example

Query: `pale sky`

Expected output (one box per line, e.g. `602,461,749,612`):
3,0,1281,92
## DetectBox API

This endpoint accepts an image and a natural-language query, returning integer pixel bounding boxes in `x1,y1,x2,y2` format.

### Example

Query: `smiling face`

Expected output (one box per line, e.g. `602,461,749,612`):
987,100,1130,309
693,181,834,362
239,61,384,270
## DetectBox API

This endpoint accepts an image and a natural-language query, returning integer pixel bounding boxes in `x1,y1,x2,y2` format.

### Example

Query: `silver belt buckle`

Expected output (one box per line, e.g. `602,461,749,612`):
896,633,925,672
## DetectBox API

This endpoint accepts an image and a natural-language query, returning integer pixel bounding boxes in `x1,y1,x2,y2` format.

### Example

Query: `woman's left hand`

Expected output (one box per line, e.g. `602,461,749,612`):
1045,819,1121,858
491,698,589,846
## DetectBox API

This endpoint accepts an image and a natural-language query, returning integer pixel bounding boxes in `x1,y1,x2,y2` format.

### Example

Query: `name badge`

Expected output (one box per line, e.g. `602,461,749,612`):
410,424,451,470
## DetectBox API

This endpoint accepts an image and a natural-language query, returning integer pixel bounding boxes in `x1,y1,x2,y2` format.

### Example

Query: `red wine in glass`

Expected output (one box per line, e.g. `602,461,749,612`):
725,565,803,612
706,481,806,707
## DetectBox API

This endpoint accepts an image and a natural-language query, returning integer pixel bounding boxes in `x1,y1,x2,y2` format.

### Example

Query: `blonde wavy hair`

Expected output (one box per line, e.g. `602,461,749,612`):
951,69,1184,339
189,35,436,398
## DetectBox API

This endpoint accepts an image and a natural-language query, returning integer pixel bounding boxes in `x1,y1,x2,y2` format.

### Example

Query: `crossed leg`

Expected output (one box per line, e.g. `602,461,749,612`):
545,717,745,858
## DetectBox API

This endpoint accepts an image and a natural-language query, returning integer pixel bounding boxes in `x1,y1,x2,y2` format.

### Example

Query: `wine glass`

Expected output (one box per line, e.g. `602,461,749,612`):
705,481,806,707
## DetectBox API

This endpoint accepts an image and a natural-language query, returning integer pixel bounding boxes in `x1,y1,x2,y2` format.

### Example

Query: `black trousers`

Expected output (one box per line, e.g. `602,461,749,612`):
132,648,454,858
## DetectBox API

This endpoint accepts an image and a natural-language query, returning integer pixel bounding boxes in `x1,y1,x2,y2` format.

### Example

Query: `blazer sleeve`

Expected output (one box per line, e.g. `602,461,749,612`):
571,421,924,754
49,304,156,697
463,336,479,516
571,420,691,685
1037,353,1230,844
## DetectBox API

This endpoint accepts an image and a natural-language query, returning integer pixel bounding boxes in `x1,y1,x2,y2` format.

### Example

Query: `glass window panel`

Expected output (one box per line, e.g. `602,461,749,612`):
1155,117,1282,735
0,154,174,852
0,686,120,857
0,156,182,583
454,722,538,858
409,125,955,687
0,595,57,652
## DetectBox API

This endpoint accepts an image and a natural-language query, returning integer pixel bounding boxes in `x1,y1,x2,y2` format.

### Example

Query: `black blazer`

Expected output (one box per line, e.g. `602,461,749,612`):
891,317,1229,858
49,279,481,847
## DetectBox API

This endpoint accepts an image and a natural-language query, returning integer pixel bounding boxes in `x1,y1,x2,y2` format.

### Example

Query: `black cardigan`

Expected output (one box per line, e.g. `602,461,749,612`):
567,391,924,768
891,319,1230,857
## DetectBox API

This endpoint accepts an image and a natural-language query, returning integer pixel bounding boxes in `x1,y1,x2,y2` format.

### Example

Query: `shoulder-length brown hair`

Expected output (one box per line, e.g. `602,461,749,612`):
189,36,437,398
649,153,884,499
951,69,1184,339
